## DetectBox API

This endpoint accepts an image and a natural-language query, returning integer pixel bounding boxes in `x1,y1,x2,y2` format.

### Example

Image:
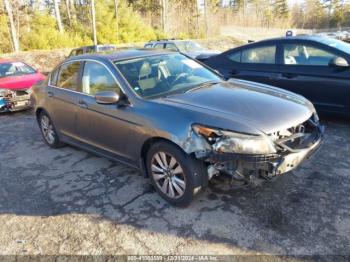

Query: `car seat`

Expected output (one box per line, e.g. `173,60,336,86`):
138,61,157,91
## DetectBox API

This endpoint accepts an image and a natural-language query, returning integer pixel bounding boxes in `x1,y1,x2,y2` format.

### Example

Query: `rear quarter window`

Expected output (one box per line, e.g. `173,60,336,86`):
227,51,241,62
50,68,59,86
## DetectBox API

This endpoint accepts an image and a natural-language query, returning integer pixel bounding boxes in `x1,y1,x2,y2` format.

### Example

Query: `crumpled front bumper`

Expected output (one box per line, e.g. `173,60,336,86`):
0,89,32,113
201,123,325,179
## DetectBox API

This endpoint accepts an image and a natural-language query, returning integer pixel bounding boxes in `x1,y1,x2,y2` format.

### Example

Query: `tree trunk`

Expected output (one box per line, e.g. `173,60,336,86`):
196,0,200,37
3,0,19,52
90,0,97,45
160,0,167,33
203,0,208,37
69,0,77,23
114,0,119,42
65,0,72,26
53,0,64,32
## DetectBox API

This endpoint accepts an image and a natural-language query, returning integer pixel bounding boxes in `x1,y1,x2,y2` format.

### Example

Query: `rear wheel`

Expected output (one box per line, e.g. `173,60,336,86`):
146,141,203,206
39,111,64,148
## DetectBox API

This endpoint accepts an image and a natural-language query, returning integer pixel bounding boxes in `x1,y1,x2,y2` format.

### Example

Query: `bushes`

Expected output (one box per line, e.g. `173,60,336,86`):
0,15,12,53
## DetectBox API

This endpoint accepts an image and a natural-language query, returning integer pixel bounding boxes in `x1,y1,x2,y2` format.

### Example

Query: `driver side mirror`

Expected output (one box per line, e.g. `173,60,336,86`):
329,57,349,68
95,91,120,104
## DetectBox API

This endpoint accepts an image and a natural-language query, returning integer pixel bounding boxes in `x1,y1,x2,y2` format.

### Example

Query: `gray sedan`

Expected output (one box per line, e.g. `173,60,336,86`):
32,49,324,206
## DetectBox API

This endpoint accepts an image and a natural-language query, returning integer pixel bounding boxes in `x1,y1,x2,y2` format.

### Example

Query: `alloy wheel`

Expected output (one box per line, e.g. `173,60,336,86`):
151,152,186,199
41,115,56,145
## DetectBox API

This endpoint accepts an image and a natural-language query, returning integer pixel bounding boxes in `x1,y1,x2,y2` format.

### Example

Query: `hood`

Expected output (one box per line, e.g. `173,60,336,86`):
160,81,314,134
0,72,45,91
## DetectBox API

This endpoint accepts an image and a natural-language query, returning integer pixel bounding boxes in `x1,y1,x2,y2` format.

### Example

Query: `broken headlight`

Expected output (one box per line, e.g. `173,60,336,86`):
193,125,276,155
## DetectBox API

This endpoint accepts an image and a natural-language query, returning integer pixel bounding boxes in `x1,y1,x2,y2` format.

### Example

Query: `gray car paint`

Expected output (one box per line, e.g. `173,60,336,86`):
32,50,319,174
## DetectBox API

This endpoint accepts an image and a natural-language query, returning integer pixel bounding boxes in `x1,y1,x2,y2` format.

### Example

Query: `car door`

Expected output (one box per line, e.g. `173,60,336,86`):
215,43,281,86
76,60,138,163
274,41,350,113
46,61,83,139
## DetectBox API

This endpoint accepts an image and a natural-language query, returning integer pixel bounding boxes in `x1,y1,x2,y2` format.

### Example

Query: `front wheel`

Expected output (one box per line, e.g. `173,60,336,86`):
146,141,204,206
38,111,64,148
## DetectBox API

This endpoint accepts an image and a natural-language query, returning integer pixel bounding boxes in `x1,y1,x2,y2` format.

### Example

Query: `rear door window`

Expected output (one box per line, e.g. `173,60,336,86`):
56,61,81,91
241,45,276,64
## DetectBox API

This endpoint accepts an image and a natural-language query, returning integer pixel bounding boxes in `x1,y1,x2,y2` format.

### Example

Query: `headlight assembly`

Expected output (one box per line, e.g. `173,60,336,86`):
192,125,276,155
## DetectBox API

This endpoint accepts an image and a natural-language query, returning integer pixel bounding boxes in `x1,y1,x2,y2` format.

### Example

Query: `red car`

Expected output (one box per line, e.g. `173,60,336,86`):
0,59,45,112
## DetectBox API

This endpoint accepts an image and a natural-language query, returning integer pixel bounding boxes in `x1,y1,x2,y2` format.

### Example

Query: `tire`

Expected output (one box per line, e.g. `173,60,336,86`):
146,141,204,206
38,111,64,148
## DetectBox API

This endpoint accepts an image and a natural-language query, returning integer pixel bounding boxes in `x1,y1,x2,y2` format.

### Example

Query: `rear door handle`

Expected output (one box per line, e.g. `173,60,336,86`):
78,100,88,109
47,91,54,97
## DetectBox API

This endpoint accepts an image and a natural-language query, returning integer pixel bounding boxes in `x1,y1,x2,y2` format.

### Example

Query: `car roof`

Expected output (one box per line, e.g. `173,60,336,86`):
72,44,116,50
148,39,192,44
249,35,335,45
65,48,176,62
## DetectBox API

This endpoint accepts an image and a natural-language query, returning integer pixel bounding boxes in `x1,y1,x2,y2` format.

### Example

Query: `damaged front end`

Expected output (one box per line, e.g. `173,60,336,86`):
188,114,324,185
0,89,32,113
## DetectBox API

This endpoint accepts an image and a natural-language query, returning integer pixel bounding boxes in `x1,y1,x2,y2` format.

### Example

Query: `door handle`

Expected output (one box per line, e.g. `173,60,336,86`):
280,73,297,79
229,69,239,76
47,91,54,97
78,100,88,109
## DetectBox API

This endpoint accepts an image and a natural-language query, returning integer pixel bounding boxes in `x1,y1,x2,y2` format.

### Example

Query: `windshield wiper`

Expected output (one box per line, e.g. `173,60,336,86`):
185,81,220,93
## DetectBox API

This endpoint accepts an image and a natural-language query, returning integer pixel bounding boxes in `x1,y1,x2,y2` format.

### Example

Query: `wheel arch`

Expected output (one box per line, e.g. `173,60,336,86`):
140,137,187,177
139,136,207,188
35,107,46,122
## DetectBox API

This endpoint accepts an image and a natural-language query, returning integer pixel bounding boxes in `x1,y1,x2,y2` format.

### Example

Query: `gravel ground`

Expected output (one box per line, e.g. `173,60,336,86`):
0,111,349,258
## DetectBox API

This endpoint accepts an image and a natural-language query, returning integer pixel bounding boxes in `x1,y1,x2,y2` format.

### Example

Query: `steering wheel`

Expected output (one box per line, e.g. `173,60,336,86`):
171,73,189,86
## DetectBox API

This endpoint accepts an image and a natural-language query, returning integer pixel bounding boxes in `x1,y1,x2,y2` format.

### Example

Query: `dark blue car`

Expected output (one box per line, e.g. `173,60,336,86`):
204,36,350,116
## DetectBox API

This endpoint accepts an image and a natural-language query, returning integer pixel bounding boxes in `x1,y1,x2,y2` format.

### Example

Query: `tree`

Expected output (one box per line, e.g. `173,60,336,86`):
273,0,289,19
114,0,118,41
90,0,97,45
65,0,72,26
53,0,64,32
203,0,208,37
160,0,167,33
3,0,19,52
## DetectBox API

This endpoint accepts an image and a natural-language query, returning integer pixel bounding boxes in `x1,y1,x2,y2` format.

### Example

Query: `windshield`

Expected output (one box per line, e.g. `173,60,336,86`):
115,53,221,98
0,62,36,78
175,41,205,52
319,37,350,54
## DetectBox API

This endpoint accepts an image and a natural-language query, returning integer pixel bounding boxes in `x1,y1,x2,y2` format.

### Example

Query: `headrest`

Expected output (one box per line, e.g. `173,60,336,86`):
139,61,152,79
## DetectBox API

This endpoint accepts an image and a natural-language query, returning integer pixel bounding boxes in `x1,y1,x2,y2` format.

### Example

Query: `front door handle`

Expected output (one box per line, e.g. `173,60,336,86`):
229,69,239,76
78,100,88,109
47,91,54,97
281,73,297,79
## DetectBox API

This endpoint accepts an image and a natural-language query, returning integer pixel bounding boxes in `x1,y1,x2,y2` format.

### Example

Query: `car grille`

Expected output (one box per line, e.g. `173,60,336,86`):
269,114,320,152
